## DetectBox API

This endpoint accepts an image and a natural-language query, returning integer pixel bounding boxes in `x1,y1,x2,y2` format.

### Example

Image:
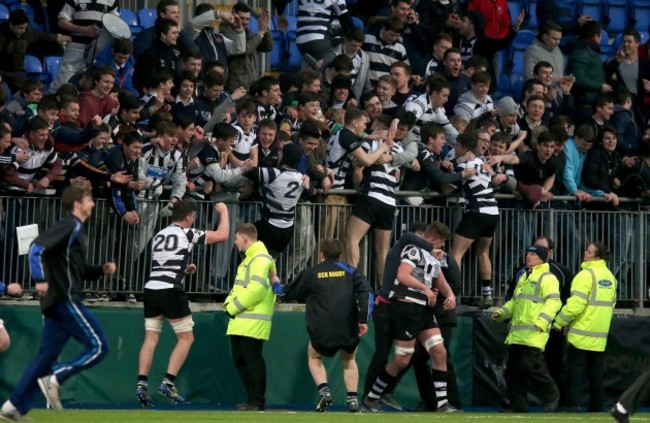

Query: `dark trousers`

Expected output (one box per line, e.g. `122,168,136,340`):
544,330,566,405
230,335,266,408
9,300,109,415
566,344,604,411
363,301,392,397
505,344,559,412
618,365,650,415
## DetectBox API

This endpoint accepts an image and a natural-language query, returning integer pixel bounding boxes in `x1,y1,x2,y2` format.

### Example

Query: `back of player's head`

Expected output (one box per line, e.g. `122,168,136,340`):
235,223,257,241
37,95,59,112
27,116,49,133
320,239,344,261
61,185,92,212
123,130,144,146
456,132,478,151
212,122,238,141
420,122,444,142
171,199,197,221
425,222,452,241
281,143,303,168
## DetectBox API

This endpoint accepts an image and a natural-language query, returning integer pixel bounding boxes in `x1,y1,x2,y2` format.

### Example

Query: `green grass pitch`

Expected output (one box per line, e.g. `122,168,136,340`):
20,410,650,422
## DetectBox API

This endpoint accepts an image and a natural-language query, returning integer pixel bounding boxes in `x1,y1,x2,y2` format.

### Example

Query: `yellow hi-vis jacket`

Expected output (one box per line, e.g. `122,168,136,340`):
494,263,562,350
224,241,276,341
552,259,616,352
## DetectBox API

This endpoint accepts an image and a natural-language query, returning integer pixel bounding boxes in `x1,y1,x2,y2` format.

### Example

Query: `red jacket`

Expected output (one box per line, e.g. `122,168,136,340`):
77,91,118,129
468,0,511,40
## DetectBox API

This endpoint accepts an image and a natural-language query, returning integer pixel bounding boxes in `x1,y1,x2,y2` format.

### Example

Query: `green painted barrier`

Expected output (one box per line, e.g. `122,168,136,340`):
0,305,474,409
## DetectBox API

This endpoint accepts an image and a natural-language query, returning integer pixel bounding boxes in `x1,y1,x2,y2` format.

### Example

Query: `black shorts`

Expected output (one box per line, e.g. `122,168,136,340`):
351,196,395,231
455,212,499,240
143,288,191,320
388,301,438,341
255,219,294,255
311,340,359,358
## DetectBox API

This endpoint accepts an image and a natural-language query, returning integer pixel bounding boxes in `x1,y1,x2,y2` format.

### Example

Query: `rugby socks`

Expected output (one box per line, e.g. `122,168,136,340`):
367,369,395,400
317,383,330,396
163,373,176,387
346,392,358,405
137,375,148,389
481,280,492,296
431,369,449,408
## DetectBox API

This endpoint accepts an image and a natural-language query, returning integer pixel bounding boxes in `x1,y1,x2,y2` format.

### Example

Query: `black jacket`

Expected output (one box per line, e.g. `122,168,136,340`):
432,256,461,326
284,260,371,348
104,145,139,216
29,215,103,310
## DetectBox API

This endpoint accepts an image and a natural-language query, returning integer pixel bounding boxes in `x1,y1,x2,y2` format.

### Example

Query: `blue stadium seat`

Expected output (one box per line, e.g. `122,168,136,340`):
249,15,258,33
24,55,42,74
24,55,50,86
604,0,630,36
507,0,523,25
511,73,525,102
578,0,603,23
286,30,302,70
43,56,62,83
137,8,157,29
632,0,650,32
120,8,143,35
1,0,19,6
270,30,284,70
285,15,297,32
509,30,536,75
284,0,299,17
495,73,514,99
0,4,8,22
525,0,539,29
599,29,612,55
352,16,364,31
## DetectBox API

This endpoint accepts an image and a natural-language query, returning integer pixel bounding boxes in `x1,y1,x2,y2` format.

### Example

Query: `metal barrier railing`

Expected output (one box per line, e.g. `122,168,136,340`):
0,195,647,307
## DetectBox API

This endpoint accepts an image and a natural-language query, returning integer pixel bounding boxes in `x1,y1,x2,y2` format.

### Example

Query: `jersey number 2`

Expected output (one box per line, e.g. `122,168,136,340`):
284,181,301,199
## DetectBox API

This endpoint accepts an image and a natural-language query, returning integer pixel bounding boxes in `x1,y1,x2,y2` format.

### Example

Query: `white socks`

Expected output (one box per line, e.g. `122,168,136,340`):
50,375,60,388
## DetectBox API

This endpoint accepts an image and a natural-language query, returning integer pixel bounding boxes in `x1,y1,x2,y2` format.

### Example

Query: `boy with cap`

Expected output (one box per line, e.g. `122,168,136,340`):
497,96,521,139
491,244,562,412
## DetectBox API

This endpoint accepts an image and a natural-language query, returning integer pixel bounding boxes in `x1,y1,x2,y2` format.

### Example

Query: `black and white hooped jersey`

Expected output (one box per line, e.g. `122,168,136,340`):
296,0,349,44
326,127,363,190
138,142,186,200
144,224,207,290
424,58,442,80
8,145,59,190
58,0,119,44
231,122,258,162
247,167,305,228
363,34,408,87
256,103,279,124
388,244,441,306
453,157,499,215
403,93,458,144
359,140,403,206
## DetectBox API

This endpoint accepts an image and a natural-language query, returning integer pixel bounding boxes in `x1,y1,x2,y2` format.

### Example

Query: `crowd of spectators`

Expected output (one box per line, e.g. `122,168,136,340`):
1,0,650,298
